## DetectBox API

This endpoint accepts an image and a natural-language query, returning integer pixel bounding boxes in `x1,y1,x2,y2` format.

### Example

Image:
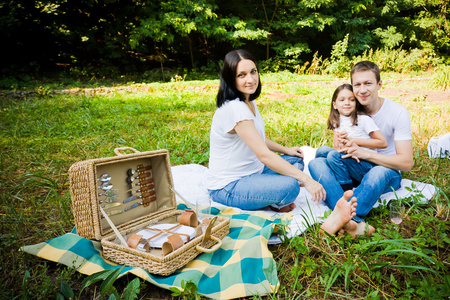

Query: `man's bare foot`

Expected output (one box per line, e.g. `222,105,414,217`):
270,203,296,213
344,221,375,237
320,190,357,235
338,220,357,237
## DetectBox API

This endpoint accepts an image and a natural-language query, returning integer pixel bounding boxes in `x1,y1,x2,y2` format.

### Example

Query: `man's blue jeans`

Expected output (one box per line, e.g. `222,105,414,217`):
309,146,402,222
315,146,375,187
209,155,304,210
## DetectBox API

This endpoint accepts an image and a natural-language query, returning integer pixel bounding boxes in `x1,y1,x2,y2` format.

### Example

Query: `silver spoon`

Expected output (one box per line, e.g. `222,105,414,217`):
98,174,111,182
99,183,113,191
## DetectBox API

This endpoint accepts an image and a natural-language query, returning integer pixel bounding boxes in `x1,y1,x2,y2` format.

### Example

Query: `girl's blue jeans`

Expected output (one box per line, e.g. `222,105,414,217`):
208,155,304,210
309,145,402,222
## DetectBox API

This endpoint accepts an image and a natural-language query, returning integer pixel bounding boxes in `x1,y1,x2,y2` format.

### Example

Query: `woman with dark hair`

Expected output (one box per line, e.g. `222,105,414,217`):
204,49,326,213
216,49,262,107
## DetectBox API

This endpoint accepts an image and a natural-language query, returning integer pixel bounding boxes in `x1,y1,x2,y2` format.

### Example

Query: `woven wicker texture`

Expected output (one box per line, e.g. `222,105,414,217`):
69,148,230,275
102,213,230,275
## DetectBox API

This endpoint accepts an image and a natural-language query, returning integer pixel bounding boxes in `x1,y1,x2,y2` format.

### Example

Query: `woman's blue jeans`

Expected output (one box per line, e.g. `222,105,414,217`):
208,155,304,210
309,146,402,222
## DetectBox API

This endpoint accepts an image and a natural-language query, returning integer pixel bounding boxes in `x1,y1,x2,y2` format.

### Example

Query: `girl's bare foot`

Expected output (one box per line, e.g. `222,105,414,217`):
270,202,296,213
320,190,357,235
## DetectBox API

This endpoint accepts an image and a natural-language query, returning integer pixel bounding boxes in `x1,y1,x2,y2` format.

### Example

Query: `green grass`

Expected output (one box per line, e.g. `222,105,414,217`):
1,72,449,299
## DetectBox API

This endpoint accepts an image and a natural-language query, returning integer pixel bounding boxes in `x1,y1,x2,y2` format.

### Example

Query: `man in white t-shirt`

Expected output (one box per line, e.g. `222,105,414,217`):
309,61,414,236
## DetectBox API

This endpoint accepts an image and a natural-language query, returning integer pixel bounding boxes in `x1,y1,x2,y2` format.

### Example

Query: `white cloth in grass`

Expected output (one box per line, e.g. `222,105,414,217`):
427,133,450,159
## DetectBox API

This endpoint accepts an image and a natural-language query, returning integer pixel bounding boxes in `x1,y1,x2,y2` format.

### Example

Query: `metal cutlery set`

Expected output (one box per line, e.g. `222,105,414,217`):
97,164,157,217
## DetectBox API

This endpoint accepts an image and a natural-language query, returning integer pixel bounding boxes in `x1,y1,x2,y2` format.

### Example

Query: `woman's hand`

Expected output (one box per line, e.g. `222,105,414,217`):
303,178,326,202
284,146,304,158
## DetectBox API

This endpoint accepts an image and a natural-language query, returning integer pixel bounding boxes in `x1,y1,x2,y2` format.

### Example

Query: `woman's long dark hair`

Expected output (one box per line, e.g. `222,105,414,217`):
327,83,365,130
216,49,262,107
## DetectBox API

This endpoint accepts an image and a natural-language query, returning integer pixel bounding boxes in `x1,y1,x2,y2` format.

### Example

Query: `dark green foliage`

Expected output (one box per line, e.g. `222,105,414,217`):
1,0,448,76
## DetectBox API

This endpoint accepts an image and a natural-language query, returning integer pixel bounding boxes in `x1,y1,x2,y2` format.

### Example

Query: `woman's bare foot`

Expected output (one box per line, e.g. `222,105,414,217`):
270,203,296,213
320,190,357,235
344,221,375,237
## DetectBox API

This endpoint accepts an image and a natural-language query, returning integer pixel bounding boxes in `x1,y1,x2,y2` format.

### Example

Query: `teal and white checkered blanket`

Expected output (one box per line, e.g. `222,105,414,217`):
21,205,289,299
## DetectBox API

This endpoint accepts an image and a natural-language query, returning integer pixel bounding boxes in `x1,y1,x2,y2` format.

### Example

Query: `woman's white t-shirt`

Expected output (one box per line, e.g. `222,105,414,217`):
205,99,265,190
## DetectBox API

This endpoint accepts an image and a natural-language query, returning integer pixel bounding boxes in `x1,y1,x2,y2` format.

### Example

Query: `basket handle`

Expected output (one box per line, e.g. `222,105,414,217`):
114,147,140,156
196,235,222,253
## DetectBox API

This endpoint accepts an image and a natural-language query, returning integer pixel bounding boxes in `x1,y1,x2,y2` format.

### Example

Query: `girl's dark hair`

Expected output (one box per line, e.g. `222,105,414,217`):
327,83,366,130
216,49,262,107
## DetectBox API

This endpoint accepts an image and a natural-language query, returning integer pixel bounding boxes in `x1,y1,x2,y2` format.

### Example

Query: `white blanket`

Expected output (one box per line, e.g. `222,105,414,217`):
171,146,436,243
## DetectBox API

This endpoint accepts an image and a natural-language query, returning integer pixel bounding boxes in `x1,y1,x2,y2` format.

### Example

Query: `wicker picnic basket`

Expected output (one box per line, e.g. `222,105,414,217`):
68,147,230,275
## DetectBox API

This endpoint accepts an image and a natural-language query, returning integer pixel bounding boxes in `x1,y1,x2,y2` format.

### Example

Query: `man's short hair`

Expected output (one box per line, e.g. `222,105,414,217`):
350,61,381,83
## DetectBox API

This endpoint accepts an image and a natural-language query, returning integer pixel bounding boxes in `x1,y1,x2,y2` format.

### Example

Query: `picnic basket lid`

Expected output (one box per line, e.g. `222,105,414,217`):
69,147,177,240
